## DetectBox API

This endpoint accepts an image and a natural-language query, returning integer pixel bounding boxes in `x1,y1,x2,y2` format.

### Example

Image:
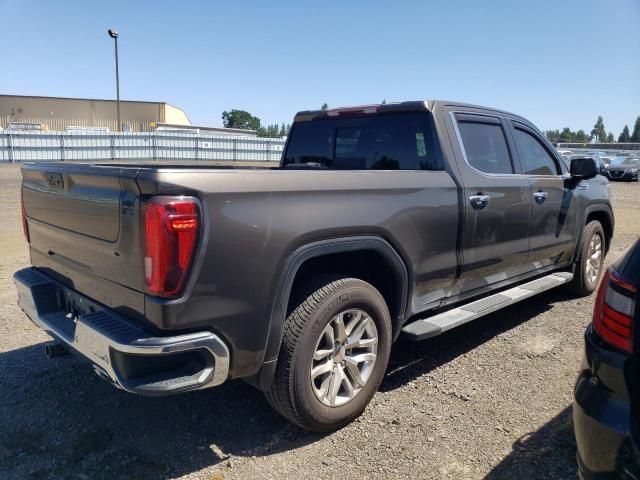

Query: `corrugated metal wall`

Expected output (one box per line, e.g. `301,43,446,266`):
0,115,151,132
0,130,286,163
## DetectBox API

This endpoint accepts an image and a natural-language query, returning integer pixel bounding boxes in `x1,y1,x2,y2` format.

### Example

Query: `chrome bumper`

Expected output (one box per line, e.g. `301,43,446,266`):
14,267,230,395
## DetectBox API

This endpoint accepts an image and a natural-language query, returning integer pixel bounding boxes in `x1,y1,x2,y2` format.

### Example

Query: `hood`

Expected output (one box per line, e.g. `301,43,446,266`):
606,164,639,171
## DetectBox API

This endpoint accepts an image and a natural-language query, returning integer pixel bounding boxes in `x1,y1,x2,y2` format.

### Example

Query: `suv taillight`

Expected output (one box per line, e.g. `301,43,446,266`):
593,269,636,353
21,187,30,243
141,197,200,298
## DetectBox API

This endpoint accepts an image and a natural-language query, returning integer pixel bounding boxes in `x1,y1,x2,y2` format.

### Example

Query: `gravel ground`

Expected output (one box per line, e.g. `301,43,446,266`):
0,164,638,480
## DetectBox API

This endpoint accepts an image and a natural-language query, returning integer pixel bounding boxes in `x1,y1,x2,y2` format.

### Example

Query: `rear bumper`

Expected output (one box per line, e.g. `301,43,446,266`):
574,327,640,479
14,267,230,395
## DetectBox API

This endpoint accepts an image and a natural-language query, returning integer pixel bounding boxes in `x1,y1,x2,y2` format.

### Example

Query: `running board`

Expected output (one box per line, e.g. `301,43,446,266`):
401,272,574,341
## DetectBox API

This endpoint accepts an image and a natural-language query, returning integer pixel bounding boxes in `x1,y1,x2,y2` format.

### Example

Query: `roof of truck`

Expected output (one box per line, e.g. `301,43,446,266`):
294,100,528,124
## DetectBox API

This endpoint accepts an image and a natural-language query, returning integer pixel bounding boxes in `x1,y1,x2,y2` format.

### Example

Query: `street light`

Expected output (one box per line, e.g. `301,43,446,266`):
107,28,121,131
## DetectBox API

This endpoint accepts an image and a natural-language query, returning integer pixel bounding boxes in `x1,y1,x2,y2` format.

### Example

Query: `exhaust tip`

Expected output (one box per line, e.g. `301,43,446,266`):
44,341,68,359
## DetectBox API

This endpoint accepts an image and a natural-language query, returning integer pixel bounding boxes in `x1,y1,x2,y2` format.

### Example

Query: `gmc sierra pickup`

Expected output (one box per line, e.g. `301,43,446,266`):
15,100,614,431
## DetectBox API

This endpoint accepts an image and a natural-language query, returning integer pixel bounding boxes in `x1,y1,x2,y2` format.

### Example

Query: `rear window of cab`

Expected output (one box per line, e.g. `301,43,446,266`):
283,112,443,171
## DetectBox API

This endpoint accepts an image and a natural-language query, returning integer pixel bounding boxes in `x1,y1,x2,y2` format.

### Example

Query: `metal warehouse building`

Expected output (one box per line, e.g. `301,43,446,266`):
0,94,191,132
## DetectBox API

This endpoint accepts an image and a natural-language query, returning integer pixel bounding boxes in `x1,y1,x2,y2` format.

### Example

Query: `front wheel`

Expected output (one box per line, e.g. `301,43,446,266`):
566,220,605,296
265,276,392,432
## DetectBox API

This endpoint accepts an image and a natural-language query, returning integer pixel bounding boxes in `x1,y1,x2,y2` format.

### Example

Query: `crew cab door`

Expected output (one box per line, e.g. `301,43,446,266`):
449,112,531,293
508,121,579,271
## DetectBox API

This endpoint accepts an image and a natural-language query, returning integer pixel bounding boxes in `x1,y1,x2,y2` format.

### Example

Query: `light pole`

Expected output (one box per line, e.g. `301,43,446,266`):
108,28,121,131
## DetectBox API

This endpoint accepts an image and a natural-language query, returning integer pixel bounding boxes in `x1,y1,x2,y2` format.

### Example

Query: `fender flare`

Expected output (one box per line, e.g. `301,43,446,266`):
573,203,615,263
251,235,409,390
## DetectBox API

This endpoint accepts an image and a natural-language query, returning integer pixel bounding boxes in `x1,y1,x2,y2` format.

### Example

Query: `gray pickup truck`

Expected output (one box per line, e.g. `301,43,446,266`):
15,100,613,431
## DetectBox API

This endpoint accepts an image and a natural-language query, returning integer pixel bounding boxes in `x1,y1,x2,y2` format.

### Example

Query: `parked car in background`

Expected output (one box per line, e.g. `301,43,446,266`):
604,156,640,181
574,239,640,480
562,155,608,177
584,152,612,166
557,149,574,158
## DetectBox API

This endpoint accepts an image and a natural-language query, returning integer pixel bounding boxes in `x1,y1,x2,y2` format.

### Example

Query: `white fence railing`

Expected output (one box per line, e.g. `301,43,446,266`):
0,130,286,163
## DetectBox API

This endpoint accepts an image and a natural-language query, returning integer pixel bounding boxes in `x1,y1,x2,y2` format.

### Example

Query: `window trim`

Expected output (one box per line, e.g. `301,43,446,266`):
450,111,517,177
510,121,563,177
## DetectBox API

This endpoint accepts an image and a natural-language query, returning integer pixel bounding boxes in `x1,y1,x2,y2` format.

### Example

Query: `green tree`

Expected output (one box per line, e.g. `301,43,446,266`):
256,123,281,138
321,103,329,110
279,123,287,137
544,129,561,143
559,127,575,142
631,116,640,142
606,132,614,143
222,110,261,131
575,130,588,142
381,99,387,104
618,125,631,143
590,116,606,142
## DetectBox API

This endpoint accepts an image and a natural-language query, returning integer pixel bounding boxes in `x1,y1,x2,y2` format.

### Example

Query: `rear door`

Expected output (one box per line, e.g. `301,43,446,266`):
508,122,579,271
449,112,531,293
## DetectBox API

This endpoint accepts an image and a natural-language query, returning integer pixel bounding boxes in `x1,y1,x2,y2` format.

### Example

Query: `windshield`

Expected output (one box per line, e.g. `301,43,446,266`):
283,112,443,170
610,157,640,166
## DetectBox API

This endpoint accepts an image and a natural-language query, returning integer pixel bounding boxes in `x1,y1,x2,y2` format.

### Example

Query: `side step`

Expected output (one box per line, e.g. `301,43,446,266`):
401,272,573,341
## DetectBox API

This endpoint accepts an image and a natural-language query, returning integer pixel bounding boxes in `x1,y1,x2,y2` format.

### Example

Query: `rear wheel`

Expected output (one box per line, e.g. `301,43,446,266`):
566,220,605,296
264,276,392,432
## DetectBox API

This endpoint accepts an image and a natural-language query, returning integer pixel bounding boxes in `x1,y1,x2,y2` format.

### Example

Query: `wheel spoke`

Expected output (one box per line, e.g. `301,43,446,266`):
333,313,347,344
322,323,335,347
344,357,366,387
350,316,374,342
311,360,333,380
327,368,342,406
345,337,377,350
349,352,377,364
344,310,362,336
316,372,332,400
313,349,333,361
594,236,602,249
340,366,355,398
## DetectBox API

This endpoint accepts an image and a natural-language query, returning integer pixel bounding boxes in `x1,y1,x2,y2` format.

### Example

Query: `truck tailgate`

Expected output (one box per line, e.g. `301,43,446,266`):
21,163,146,322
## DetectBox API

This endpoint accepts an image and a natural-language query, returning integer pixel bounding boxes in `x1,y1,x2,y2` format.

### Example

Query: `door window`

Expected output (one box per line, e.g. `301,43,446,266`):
514,128,560,175
457,121,513,174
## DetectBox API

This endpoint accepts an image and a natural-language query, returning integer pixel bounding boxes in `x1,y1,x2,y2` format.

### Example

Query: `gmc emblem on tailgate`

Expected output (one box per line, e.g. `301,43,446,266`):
46,172,64,189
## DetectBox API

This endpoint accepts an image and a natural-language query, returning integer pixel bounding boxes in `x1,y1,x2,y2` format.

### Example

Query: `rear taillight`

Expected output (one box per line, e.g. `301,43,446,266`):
593,269,636,353
141,197,200,298
21,187,30,243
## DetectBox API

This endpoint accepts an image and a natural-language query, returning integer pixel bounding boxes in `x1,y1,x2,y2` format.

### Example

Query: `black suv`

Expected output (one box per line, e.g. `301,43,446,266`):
574,239,640,479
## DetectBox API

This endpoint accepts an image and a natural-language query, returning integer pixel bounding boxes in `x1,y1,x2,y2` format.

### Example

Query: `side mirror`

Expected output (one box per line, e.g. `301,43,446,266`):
570,156,598,180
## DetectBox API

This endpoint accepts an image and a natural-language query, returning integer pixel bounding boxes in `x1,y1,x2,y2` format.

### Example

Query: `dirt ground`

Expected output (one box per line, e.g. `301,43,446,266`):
0,164,638,480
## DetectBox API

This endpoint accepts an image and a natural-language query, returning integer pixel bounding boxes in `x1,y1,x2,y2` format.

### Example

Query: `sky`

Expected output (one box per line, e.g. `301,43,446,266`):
1,0,639,135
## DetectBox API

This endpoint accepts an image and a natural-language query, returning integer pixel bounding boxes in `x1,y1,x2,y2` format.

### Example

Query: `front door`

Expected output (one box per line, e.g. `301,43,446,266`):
509,123,578,271
451,113,531,293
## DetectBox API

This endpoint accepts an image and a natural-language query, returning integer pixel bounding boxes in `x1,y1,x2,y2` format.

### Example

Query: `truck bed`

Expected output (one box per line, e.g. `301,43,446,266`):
20,160,460,377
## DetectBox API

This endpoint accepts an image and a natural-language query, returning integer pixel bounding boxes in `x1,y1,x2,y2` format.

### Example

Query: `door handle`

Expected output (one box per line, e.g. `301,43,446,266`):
469,194,490,210
533,191,548,204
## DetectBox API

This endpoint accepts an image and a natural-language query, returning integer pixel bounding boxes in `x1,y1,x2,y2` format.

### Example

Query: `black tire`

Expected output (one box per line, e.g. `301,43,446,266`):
264,275,392,432
566,220,605,296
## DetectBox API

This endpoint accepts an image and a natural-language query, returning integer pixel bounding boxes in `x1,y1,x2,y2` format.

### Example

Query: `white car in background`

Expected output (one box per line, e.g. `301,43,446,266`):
557,149,574,157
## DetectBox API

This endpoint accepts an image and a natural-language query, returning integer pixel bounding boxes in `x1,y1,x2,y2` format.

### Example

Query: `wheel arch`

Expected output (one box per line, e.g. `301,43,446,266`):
249,236,410,390
584,204,614,253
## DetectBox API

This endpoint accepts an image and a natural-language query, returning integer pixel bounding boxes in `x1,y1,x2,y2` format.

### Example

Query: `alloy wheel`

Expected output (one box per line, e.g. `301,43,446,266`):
585,233,603,285
310,308,378,407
